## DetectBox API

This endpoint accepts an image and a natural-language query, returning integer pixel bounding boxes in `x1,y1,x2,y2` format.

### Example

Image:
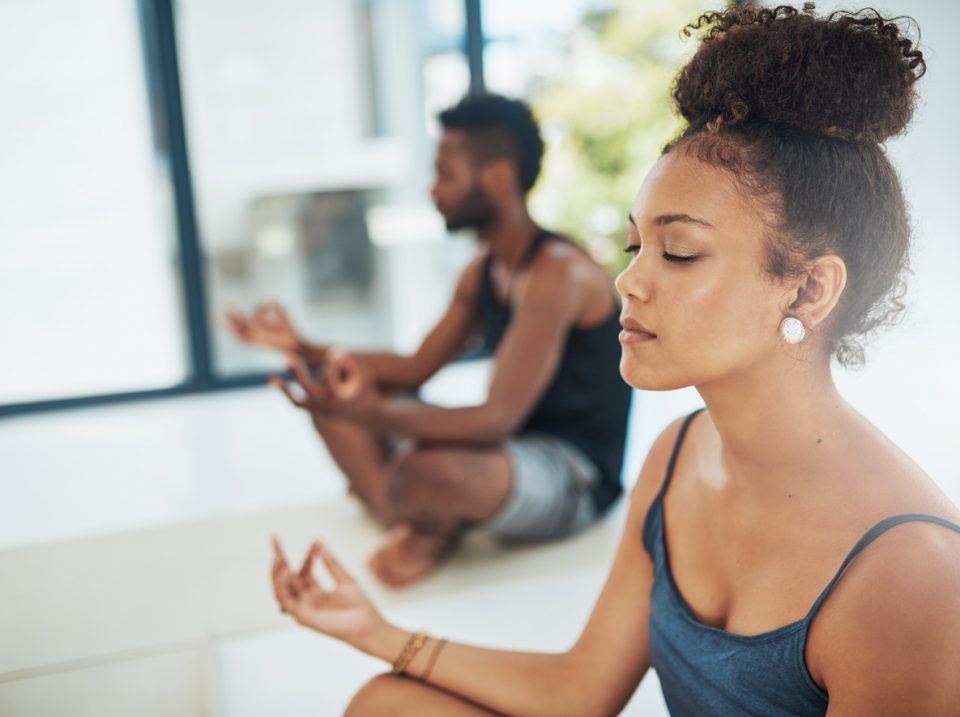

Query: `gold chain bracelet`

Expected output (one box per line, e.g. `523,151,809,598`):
392,630,429,674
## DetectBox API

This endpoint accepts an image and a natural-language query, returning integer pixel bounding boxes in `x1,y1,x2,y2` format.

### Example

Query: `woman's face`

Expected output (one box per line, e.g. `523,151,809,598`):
615,150,793,391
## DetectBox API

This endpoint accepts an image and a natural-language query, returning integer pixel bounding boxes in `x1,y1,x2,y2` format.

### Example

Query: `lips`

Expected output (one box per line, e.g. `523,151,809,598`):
619,316,657,344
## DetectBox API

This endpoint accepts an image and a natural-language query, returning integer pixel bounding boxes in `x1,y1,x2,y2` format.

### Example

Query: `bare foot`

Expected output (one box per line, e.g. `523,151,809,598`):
367,523,455,588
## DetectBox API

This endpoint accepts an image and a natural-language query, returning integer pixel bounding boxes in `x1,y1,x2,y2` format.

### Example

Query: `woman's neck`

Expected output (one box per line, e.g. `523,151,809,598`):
697,355,853,494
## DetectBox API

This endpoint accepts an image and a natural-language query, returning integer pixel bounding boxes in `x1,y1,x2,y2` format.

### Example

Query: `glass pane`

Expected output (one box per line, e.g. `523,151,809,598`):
178,0,472,376
0,0,189,405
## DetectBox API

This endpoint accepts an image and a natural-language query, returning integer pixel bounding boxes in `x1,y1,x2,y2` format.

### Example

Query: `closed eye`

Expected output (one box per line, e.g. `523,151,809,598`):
662,252,699,263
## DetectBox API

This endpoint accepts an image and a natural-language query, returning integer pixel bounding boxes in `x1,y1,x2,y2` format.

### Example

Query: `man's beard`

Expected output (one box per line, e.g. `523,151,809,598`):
441,182,496,231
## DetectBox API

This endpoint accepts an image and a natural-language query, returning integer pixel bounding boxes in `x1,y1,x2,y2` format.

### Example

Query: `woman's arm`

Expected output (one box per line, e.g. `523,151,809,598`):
812,520,960,717
273,420,686,717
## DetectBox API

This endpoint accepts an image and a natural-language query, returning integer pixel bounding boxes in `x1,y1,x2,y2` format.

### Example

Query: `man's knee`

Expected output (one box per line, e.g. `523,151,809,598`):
388,448,462,509
344,674,409,716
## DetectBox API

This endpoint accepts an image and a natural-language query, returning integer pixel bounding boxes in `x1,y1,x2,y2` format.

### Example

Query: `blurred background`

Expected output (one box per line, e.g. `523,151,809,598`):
0,1,957,715
0,0,709,407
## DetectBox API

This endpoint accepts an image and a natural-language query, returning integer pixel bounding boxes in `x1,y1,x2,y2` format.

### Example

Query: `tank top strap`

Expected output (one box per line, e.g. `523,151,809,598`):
657,408,706,500
805,513,960,622
517,227,556,269
481,228,553,310
642,408,705,556
479,250,496,292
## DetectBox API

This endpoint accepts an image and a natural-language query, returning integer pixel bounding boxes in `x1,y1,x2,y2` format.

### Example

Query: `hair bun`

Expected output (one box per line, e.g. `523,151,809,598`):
673,4,925,143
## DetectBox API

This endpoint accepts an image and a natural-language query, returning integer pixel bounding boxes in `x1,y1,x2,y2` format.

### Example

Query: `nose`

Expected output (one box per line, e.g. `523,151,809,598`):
614,255,652,303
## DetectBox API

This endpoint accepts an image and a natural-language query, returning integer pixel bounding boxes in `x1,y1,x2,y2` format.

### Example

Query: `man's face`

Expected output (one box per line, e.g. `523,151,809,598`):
430,129,496,231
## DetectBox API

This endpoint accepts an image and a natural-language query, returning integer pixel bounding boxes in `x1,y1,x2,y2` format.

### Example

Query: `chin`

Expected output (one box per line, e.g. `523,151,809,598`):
619,356,693,392
624,374,694,392
445,218,481,232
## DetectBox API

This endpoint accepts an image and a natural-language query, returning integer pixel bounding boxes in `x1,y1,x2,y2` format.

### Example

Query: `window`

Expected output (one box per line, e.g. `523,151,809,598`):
0,0,189,404
176,0,473,375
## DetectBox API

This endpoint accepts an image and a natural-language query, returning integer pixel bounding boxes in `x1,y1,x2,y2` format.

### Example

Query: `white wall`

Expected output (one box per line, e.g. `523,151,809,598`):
824,0,960,486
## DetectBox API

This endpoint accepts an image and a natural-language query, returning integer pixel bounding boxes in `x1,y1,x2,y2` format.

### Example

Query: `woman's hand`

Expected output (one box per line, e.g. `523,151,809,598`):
272,536,385,649
225,302,302,353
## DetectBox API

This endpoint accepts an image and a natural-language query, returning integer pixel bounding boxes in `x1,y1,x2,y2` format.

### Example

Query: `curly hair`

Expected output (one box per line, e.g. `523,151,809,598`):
439,94,545,194
665,4,925,366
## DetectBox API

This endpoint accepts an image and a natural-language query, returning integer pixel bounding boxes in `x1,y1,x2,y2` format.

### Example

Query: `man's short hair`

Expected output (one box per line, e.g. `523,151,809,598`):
438,94,545,194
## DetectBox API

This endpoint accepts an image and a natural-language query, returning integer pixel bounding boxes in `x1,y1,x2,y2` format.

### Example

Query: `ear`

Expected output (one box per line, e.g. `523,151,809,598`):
784,254,847,330
478,158,518,197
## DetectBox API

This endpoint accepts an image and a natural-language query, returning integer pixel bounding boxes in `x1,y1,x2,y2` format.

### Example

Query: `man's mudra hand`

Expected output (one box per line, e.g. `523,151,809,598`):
224,302,303,353
271,536,383,647
269,349,378,420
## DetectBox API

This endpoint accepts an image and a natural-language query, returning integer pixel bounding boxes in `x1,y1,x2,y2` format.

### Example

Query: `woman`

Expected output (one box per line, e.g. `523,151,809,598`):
271,6,960,715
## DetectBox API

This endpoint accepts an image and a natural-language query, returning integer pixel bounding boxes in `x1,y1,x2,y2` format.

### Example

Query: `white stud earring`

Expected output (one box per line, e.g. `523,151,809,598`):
779,316,806,344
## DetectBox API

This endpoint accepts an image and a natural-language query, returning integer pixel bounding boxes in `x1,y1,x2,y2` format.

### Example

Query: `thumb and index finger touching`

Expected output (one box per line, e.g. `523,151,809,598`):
272,535,356,588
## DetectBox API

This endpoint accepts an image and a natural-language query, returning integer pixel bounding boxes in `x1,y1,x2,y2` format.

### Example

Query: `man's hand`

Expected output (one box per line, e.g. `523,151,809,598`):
272,536,385,647
225,302,302,353
269,350,379,421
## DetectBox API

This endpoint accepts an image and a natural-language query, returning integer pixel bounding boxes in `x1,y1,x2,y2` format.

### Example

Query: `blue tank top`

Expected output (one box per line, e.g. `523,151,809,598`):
643,409,960,716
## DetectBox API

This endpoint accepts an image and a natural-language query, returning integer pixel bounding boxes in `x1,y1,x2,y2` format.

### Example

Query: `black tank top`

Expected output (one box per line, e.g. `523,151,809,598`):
476,229,631,514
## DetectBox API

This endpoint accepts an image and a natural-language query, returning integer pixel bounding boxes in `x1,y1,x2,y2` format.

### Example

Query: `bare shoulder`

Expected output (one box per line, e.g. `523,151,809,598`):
539,238,608,279
522,240,614,327
526,239,588,285
812,516,960,714
511,242,590,323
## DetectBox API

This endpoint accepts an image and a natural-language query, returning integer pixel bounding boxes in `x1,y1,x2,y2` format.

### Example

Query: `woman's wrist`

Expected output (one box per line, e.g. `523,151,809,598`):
352,619,409,662
356,623,447,680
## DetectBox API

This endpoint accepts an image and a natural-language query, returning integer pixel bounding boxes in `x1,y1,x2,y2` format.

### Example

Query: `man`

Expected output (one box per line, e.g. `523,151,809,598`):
227,94,631,587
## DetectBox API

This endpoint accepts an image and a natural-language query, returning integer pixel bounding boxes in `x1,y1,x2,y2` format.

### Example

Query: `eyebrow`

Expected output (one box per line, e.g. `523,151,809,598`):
627,213,715,230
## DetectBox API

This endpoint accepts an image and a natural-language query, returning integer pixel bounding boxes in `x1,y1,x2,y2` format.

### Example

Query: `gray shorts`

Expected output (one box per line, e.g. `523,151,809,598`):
483,434,599,544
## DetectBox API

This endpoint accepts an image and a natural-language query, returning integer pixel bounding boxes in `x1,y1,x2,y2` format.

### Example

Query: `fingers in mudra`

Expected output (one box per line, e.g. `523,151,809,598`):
285,355,348,415
271,537,378,642
327,354,365,401
287,355,326,395
272,536,296,609
314,349,366,403
273,537,312,608
268,376,312,410
223,302,297,349
264,303,290,326
223,307,251,338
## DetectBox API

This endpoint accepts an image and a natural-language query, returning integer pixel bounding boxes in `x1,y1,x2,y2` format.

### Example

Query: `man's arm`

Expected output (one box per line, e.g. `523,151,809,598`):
227,255,484,391
350,247,590,442
349,253,486,391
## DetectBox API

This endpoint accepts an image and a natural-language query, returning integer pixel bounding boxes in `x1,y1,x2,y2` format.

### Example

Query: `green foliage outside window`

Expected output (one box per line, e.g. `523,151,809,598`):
529,0,719,274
